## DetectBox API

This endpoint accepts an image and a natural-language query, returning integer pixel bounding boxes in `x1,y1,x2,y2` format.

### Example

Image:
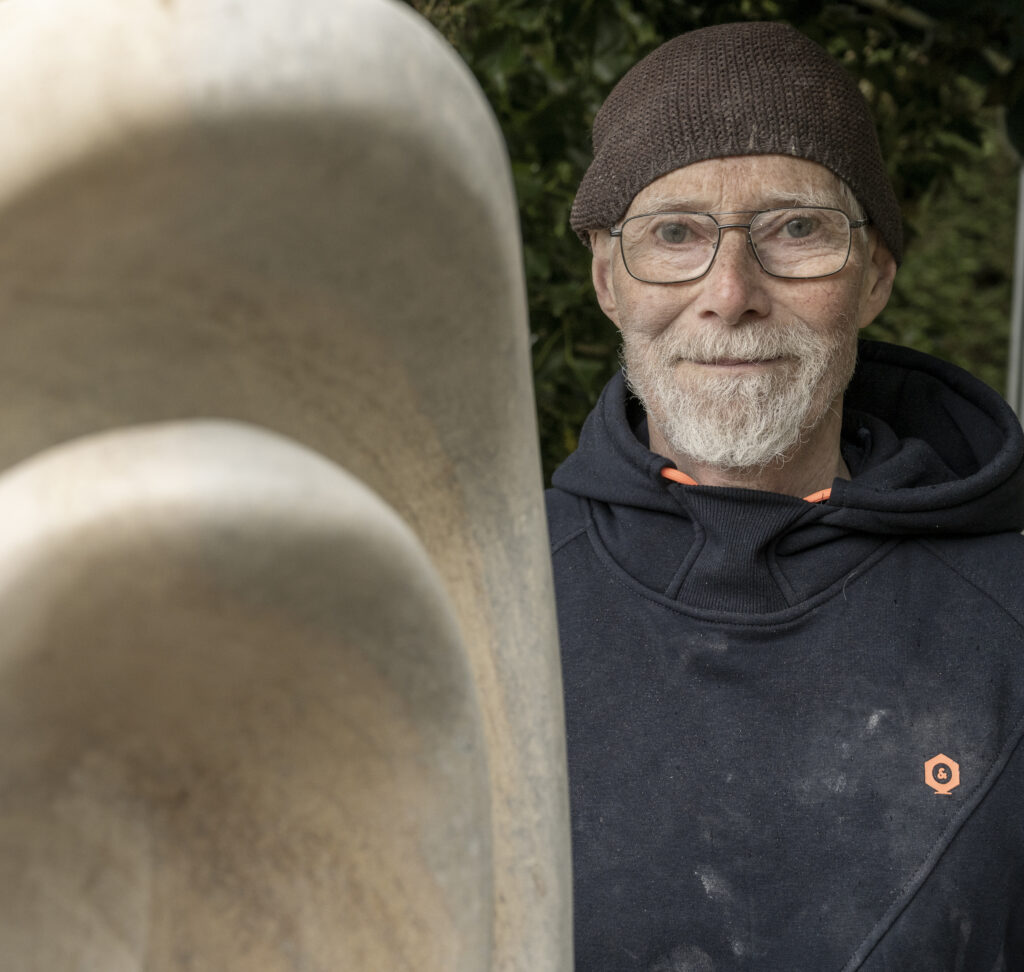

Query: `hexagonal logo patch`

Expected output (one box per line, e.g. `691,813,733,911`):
924,754,960,795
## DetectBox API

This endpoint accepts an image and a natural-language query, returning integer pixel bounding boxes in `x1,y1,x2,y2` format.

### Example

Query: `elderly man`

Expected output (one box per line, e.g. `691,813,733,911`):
547,21,1024,972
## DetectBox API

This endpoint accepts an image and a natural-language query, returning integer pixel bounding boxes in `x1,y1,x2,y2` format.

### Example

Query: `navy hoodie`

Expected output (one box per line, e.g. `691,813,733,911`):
547,340,1024,972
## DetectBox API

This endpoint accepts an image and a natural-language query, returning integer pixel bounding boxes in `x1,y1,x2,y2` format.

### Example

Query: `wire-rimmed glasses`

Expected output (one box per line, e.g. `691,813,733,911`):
609,207,870,284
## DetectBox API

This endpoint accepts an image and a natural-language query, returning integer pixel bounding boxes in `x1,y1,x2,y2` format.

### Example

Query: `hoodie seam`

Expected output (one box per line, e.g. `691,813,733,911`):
582,509,902,626
841,710,1024,972
548,490,594,556
551,521,590,557
661,517,707,600
914,538,1024,636
765,541,801,606
838,541,1024,971
764,503,839,608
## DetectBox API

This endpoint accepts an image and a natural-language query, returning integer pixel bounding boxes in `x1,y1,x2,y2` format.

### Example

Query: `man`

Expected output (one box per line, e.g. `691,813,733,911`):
547,20,1024,972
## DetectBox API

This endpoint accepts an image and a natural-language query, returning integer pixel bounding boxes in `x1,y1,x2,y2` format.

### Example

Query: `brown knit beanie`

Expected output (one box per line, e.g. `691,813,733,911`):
571,21,903,263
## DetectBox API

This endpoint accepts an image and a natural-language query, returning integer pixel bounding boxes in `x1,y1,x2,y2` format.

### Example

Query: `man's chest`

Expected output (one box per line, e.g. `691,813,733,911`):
558,545,1024,971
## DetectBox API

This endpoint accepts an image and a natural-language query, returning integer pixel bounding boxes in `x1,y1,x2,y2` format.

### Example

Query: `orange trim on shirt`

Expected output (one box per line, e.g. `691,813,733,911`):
659,467,832,504
659,467,700,487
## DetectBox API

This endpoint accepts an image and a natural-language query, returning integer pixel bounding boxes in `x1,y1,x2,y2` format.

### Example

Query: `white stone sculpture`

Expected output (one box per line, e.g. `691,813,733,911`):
0,0,569,968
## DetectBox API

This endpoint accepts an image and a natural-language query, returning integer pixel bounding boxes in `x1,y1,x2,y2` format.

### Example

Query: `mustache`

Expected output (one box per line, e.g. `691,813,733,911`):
648,322,830,366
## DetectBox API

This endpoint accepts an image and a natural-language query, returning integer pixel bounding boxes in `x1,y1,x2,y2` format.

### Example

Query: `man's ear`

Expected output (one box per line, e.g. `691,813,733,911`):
589,229,621,328
857,230,897,331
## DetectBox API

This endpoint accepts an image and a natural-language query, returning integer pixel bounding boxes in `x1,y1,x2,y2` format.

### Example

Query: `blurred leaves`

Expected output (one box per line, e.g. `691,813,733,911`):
406,0,1023,482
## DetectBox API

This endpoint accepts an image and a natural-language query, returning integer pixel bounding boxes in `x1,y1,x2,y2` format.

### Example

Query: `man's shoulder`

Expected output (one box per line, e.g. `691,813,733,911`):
544,487,589,553
917,531,1024,629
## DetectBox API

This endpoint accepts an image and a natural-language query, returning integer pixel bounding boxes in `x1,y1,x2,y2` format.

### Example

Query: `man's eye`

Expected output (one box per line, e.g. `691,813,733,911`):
655,222,691,244
782,216,817,239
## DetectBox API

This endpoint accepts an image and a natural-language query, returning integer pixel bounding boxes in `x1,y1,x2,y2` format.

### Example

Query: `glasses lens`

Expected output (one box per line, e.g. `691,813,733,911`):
619,212,719,283
749,208,852,278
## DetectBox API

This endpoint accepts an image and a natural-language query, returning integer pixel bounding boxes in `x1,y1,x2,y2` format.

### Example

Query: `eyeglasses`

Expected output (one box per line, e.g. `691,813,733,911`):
609,207,869,284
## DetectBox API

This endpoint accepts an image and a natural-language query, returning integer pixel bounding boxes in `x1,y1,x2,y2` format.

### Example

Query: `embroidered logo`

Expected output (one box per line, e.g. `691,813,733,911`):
924,754,960,795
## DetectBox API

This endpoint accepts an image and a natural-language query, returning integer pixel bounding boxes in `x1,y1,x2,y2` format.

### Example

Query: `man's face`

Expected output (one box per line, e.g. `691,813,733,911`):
590,155,896,471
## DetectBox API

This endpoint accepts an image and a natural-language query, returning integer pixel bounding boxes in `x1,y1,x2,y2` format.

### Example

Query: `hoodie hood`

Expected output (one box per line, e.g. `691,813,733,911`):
548,340,1024,615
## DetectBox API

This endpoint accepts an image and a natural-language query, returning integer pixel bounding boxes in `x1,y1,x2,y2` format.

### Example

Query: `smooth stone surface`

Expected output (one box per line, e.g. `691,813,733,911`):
0,0,569,968
0,421,490,971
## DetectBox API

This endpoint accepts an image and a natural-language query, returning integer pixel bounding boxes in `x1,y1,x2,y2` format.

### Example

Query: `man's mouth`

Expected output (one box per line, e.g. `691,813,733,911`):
687,355,788,367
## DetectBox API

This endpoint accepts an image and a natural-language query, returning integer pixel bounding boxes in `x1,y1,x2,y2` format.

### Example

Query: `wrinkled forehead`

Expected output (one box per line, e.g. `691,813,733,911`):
625,155,854,218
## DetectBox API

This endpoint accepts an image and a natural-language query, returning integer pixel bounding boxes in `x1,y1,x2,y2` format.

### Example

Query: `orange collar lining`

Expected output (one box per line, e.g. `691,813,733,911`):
660,466,832,504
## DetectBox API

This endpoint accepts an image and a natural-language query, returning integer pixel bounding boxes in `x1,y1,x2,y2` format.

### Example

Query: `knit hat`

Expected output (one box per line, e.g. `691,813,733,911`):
571,21,903,263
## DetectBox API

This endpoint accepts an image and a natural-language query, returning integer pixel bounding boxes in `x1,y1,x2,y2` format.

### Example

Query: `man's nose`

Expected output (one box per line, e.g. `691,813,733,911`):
693,224,771,325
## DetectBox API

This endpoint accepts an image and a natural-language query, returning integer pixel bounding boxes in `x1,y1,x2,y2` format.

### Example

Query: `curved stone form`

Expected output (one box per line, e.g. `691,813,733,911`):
0,421,491,971
0,0,568,968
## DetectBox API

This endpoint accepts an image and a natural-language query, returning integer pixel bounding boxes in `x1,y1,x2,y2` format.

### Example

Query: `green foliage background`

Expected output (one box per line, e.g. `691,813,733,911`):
406,0,1024,482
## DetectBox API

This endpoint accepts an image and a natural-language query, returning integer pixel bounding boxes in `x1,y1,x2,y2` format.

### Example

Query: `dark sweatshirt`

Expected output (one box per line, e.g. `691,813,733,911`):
547,340,1024,972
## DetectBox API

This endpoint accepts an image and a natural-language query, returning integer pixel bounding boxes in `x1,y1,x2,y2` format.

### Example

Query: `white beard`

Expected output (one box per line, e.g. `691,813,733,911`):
622,320,857,470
